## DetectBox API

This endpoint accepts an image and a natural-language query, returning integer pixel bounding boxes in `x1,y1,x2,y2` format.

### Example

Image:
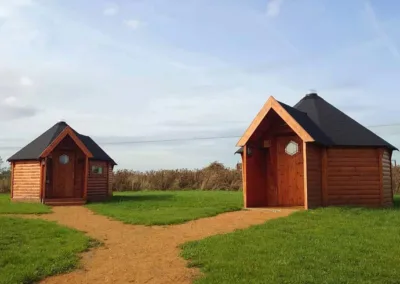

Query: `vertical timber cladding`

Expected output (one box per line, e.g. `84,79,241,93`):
382,150,393,206
326,148,381,206
306,143,322,208
12,161,42,201
87,160,108,200
244,144,268,208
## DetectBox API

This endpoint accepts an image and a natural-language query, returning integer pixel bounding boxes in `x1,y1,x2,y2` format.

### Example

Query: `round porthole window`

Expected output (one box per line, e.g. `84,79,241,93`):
59,154,69,164
285,141,299,156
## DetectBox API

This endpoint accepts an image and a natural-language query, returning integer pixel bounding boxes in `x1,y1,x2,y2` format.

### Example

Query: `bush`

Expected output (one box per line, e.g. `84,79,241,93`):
0,156,10,193
0,172,10,193
112,161,242,191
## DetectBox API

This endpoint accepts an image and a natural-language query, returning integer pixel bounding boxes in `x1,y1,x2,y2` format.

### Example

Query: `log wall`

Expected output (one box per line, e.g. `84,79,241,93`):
306,144,322,208
87,160,108,201
382,150,393,206
326,148,381,206
108,164,113,196
12,161,41,201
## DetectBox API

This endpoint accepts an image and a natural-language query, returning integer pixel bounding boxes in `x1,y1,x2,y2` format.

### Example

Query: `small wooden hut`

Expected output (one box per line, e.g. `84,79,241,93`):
7,121,117,205
236,93,397,209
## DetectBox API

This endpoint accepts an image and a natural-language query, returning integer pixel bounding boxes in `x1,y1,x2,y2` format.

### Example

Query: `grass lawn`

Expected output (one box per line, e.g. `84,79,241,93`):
86,191,243,225
0,216,97,284
181,196,400,284
0,194,51,214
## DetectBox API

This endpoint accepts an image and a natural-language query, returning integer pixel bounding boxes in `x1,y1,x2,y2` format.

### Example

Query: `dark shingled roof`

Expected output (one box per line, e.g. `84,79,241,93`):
234,93,397,153
7,121,117,165
292,93,397,150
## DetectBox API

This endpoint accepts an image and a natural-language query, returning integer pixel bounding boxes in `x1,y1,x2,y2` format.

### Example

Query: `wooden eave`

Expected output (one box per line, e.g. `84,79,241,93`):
40,126,93,158
236,96,315,147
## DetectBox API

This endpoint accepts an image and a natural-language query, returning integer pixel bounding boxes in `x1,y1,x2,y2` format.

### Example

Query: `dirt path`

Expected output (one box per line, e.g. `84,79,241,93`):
32,207,296,284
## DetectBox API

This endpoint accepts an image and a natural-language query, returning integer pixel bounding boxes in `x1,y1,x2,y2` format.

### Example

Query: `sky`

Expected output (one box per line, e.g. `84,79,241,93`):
1,0,400,170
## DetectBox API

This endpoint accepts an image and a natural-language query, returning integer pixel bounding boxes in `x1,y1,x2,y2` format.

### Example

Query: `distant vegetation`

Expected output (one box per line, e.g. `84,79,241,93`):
0,157,10,193
113,161,242,191
1,154,399,194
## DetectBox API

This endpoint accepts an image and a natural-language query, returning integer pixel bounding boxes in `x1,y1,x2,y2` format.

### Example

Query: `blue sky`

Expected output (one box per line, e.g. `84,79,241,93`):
0,0,400,170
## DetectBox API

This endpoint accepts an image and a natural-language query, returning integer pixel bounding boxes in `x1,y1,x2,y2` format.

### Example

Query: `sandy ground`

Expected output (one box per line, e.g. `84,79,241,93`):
25,207,296,284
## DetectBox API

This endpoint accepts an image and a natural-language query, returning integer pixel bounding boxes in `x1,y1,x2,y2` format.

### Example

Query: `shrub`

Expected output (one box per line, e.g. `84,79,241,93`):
112,161,242,191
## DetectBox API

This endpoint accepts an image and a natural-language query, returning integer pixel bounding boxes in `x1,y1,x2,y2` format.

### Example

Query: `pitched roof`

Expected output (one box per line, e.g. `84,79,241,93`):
236,93,397,151
7,121,117,165
292,93,397,150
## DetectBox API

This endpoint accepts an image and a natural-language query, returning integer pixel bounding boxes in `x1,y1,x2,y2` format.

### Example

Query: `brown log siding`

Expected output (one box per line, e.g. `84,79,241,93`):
87,160,108,201
108,164,113,196
382,150,393,206
326,148,381,206
306,143,322,208
12,161,41,201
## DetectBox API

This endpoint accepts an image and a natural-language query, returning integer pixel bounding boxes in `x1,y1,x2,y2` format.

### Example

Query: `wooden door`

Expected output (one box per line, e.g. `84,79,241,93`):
52,151,75,198
276,136,304,206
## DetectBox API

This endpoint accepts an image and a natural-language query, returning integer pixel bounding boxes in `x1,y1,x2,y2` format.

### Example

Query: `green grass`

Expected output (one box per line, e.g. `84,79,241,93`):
86,191,243,225
0,216,98,284
181,196,400,284
0,194,51,214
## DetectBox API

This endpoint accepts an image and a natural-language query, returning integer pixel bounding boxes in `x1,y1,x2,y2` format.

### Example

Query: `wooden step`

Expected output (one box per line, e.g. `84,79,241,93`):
44,198,86,206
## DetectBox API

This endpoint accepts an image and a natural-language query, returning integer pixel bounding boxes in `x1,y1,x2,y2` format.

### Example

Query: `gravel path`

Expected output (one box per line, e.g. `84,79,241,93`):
32,206,296,284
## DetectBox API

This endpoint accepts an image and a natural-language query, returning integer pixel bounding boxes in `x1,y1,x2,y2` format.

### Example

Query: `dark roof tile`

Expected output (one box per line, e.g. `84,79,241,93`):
291,93,397,150
7,122,117,165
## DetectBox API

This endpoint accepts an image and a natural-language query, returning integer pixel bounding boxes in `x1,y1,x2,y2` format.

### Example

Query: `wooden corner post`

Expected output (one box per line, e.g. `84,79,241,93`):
10,162,14,199
84,157,89,200
242,145,248,208
40,158,47,203
303,142,308,209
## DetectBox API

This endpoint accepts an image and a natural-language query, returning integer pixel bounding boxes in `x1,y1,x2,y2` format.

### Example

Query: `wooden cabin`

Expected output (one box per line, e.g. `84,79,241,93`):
7,121,117,205
236,93,397,209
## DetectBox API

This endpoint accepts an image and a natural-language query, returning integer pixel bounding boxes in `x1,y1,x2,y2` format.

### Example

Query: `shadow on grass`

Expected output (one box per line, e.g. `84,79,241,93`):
323,195,400,212
90,193,175,204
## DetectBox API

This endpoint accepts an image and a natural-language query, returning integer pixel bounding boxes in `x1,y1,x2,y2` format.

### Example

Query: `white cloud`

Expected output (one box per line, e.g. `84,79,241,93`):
266,0,284,18
20,76,33,86
103,4,118,16
364,1,400,60
3,96,17,105
124,19,143,30
0,0,33,18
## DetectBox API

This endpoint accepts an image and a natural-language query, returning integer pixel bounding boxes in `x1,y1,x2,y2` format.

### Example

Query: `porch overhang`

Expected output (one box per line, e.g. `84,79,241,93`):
40,126,93,158
236,96,315,147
